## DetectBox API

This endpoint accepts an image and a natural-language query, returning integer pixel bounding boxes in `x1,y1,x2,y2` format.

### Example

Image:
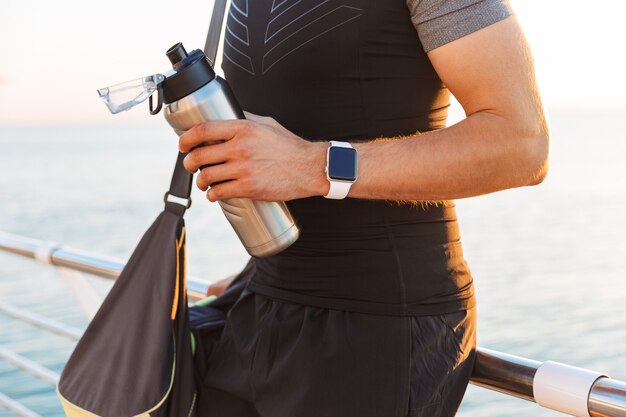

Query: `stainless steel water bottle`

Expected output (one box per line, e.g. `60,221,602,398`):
97,43,300,258
160,43,299,257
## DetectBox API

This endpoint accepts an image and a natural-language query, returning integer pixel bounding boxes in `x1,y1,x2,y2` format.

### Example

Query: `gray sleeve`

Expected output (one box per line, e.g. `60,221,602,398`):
406,0,514,52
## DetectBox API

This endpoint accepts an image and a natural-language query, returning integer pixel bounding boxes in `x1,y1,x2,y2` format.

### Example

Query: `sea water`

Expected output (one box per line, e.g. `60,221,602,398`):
0,109,625,417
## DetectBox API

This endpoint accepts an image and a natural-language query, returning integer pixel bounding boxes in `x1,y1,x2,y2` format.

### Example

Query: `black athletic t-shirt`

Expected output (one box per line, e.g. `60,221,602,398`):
221,0,512,315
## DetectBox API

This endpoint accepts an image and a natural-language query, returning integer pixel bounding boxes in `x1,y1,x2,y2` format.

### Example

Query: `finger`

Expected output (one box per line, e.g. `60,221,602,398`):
206,284,225,297
183,142,234,173
205,274,236,296
206,179,247,202
196,162,243,191
179,119,252,153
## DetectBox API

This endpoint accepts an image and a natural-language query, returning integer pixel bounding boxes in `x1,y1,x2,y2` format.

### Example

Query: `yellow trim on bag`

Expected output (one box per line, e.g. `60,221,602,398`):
183,240,188,303
57,389,101,417
171,227,186,320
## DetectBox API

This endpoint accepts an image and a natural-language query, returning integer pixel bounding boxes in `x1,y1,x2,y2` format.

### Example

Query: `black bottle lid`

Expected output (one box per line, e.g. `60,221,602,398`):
166,43,188,68
161,42,216,104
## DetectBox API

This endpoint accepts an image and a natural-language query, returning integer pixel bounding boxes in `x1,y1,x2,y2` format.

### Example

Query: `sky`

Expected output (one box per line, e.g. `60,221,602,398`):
1,0,626,125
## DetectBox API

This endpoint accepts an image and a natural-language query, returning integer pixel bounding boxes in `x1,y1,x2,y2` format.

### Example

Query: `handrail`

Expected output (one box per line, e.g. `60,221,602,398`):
0,346,60,385
0,391,43,417
0,303,82,341
474,349,626,416
472,348,540,401
1,230,626,417
0,231,209,301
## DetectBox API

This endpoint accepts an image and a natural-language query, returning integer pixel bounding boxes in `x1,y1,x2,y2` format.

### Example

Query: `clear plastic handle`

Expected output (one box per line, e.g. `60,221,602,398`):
97,74,165,114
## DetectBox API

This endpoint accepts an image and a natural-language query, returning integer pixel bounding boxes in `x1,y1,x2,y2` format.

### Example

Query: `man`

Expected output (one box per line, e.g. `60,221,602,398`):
182,0,549,415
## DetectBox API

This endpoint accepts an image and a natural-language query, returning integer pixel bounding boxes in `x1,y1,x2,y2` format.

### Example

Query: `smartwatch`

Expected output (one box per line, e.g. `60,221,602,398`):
324,141,358,199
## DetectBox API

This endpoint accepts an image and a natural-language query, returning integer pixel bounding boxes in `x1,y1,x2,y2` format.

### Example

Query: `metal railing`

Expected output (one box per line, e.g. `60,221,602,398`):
473,348,626,416
0,392,43,417
0,231,209,301
1,230,625,417
0,303,82,341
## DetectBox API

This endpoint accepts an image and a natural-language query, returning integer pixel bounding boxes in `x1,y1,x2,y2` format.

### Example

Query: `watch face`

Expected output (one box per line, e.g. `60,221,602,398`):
328,146,357,181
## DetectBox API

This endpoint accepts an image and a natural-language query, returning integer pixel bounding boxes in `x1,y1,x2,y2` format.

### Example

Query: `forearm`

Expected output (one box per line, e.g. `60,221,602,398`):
180,16,549,204
310,110,549,201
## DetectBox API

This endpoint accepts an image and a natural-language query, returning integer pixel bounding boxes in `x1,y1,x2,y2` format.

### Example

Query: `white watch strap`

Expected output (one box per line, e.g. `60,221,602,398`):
325,141,355,200
326,179,352,199
330,140,352,149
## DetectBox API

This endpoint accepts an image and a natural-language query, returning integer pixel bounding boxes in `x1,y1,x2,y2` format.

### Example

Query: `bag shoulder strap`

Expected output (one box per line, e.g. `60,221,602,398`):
164,152,193,216
164,2,230,216
204,0,229,67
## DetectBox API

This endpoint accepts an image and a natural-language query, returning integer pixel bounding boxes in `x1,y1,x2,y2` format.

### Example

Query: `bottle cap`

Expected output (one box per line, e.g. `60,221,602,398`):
166,43,188,68
161,43,216,104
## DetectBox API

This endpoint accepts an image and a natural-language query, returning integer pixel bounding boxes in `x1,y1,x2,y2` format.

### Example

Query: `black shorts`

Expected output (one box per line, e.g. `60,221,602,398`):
193,286,476,417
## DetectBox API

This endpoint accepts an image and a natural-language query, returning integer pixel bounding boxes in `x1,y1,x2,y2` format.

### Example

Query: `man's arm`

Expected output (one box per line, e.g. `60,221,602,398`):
179,16,548,202
347,16,549,201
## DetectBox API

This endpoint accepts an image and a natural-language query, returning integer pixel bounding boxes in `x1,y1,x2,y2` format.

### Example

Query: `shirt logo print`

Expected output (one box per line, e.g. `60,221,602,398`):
224,0,363,75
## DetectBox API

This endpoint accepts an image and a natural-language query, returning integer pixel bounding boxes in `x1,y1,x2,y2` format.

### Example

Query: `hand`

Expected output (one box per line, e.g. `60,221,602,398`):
179,112,329,202
206,274,236,297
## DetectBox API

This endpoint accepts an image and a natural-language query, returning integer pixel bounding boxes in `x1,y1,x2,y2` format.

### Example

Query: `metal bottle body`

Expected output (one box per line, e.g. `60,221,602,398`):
164,76,300,257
